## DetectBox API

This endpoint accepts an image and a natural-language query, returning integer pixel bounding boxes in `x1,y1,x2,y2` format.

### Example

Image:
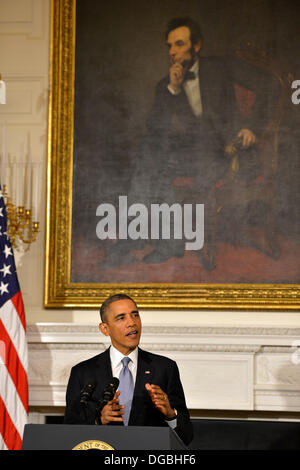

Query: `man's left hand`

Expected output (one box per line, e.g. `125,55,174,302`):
145,383,176,419
238,128,257,148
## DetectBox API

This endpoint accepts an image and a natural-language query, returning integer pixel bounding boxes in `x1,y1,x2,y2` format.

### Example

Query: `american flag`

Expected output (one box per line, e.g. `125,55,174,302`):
0,187,28,450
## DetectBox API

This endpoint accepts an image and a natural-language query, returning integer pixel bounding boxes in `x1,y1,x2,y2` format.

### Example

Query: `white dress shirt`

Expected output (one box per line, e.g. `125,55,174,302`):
109,345,138,384
109,345,177,429
168,58,203,118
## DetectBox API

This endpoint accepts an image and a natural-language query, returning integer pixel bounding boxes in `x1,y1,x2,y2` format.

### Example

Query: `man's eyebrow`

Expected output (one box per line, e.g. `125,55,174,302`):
166,39,185,46
114,310,139,319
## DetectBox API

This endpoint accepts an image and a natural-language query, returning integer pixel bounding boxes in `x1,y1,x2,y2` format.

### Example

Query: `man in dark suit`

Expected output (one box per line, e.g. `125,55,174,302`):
64,293,193,446
103,17,276,268
136,16,276,265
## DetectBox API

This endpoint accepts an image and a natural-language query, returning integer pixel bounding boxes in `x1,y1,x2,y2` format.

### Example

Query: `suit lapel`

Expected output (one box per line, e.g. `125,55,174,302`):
129,348,153,424
135,348,153,392
94,347,113,399
198,57,209,114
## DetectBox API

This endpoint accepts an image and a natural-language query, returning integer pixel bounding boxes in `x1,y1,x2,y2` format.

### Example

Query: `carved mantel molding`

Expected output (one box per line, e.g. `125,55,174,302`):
27,323,300,412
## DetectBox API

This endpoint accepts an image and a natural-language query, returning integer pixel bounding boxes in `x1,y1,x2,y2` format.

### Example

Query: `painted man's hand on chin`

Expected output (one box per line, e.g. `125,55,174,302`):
169,61,185,94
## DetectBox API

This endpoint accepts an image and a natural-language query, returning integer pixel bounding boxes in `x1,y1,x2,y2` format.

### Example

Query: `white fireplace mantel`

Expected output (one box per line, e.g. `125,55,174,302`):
27,323,300,412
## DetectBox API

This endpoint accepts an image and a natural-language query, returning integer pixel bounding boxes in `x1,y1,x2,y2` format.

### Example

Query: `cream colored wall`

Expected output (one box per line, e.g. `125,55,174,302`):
0,0,299,329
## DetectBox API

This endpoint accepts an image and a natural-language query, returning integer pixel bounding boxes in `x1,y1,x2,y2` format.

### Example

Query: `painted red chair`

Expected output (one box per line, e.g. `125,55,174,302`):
174,43,293,270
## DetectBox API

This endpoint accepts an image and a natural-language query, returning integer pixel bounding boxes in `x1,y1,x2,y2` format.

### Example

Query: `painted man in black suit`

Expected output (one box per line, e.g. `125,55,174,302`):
64,293,193,446
104,17,276,269
134,17,274,266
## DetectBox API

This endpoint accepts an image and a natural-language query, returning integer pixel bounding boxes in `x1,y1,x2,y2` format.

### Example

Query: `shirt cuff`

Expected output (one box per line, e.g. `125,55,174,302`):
167,84,181,95
164,409,177,429
166,418,177,429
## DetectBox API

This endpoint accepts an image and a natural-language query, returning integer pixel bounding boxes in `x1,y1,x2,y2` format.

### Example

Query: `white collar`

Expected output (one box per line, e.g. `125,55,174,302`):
189,58,199,77
109,344,138,368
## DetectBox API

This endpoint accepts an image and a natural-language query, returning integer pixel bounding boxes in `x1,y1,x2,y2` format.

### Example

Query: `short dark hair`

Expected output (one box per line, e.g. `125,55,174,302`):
165,17,203,46
100,293,137,322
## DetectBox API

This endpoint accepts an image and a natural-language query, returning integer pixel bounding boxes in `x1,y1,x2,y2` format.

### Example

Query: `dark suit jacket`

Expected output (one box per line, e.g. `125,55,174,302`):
147,56,278,148
141,55,279,194
64,347,193,446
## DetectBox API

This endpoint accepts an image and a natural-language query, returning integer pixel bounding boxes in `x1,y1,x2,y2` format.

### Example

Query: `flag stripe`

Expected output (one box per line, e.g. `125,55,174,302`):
0,319,28,411
0,187,28,450
11,291,26,331
0,393,22,450
0,431,8,451
0,365,28,442
0,296,28,371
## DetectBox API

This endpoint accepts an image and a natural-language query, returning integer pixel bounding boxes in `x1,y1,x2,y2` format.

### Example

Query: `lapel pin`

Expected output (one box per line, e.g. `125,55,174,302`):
145,370,151,374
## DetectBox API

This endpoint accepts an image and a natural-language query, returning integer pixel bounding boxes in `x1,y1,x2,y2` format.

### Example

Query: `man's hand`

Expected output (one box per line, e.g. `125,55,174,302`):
169,62,185,94
238,128,257,148
145,383,176,419
100,390,124,425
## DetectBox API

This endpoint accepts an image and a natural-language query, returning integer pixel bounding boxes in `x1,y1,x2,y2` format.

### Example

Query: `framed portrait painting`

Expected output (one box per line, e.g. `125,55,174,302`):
45,0,300,309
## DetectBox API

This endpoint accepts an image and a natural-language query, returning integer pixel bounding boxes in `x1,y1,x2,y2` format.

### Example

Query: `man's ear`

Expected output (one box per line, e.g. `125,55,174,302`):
99,322,109,337
194,40,202,54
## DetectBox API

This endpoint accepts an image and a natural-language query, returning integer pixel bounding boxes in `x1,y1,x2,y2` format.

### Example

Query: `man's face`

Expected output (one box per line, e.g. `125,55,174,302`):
167,26,201,68
99,299,142,356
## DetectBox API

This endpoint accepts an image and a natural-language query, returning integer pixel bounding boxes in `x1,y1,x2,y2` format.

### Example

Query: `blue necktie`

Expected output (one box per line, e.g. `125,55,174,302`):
118,357,134,426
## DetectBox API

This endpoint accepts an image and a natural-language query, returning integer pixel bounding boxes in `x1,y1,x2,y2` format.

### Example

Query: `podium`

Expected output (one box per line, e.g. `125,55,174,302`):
22,424,186,450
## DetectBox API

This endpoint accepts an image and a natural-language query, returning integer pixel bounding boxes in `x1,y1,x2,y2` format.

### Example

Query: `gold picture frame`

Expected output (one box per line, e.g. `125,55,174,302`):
44,0,300,310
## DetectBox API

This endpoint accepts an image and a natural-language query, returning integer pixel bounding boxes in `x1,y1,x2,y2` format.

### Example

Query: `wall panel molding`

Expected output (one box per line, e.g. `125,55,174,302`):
0,0,45,39
27,323,300,411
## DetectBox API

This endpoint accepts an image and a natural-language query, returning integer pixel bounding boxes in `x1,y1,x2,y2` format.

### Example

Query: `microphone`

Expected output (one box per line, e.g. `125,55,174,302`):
96,377,119,413
80,383,96,406
101,377,119,406
80,378,120,426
